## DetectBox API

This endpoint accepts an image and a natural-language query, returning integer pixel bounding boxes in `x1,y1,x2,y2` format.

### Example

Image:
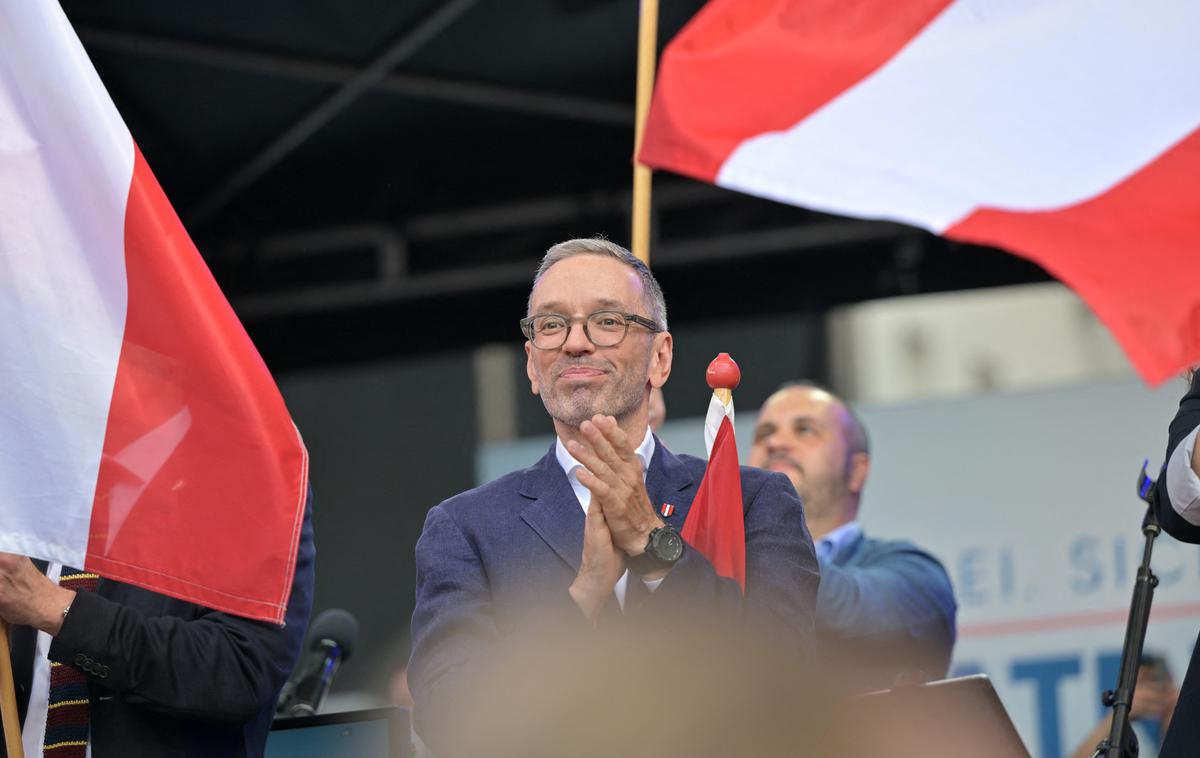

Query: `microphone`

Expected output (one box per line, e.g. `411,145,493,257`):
277,608,359,717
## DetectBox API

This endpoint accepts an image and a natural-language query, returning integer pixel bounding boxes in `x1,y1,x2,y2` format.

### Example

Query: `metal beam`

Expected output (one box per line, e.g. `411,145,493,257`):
186,0,481,227
231,221,914,320
402,180,729,240
77,27,633,128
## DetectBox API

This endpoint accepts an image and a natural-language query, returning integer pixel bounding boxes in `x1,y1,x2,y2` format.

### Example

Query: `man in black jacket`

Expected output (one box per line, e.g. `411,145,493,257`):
0,493,315,757
1153,369,1200,758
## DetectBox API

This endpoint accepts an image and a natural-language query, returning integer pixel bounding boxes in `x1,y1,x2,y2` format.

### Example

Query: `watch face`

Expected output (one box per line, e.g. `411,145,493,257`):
653,527,684,563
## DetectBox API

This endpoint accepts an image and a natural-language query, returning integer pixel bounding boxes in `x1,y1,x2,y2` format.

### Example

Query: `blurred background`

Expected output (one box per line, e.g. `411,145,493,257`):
58,3,1196,756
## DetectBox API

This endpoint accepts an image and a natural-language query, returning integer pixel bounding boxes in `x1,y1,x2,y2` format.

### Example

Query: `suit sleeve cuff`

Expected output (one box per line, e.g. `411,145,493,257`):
1166,424,1200,526
48,589,123,685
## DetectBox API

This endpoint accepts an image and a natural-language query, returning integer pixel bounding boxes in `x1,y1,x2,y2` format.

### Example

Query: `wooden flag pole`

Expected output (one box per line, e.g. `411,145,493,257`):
0,621,25,757
631,0,660,264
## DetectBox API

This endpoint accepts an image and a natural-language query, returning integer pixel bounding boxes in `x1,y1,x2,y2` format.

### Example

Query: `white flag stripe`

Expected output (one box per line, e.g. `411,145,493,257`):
703,393,734,459
717,0,1200,233
0,2,133,562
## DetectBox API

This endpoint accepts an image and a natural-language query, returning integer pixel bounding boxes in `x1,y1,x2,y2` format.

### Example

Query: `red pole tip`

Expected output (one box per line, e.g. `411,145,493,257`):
706,353,741,390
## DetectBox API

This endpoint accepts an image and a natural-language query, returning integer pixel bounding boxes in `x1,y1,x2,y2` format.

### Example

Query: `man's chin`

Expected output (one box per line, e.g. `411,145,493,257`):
543,398,600,429
544,395,640,430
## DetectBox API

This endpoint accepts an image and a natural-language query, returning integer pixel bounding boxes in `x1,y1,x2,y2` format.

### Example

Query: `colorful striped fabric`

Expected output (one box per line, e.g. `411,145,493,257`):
42,570,99,758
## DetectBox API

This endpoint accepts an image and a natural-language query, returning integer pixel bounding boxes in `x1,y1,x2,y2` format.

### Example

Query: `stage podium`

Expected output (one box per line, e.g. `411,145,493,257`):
854,674,1031,758
267,707,411,758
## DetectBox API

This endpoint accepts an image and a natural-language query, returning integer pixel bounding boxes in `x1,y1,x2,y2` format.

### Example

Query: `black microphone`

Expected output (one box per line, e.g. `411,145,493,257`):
277,608,359,717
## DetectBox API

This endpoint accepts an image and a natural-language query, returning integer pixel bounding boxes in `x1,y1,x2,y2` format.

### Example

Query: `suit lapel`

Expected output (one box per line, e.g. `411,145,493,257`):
519,445,586,572
518,431,700,568
518,435,700,570
645,436,697,530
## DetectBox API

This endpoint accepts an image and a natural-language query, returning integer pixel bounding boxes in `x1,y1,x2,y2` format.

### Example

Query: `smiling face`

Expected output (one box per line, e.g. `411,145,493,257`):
748,386,868,530
525,254,672,438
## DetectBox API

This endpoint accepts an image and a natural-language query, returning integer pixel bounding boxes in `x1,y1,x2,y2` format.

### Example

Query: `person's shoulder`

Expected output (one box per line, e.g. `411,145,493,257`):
433,460,543,520
854,533,947,570
738,463,785,486
668,451,706,473
667,452,794,499
666,452,781,482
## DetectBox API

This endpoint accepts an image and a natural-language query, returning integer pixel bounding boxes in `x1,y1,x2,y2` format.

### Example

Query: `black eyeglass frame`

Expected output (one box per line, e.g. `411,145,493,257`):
520,310,663,350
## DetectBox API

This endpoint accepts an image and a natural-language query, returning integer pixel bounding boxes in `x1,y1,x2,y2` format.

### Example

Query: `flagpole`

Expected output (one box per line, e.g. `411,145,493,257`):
631,0,659,265
0,622,25,757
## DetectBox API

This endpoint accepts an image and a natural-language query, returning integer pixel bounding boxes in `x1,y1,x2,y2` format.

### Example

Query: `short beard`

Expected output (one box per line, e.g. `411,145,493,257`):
796,478,848,522
539,354,651,428
542,379,647,428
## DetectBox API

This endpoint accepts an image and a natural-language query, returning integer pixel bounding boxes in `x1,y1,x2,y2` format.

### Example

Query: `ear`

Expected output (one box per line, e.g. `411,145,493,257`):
846,452,870,496
525,341,540,396
648,331,673,389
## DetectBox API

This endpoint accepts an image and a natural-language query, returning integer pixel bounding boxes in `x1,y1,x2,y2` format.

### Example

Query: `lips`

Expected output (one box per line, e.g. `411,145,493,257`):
556,364,608,381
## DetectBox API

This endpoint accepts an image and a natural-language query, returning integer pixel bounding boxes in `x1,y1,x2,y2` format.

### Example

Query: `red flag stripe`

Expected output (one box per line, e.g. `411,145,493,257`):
85,147,307,623
945,127,1200,384
680,416,746,591
639,0,954,181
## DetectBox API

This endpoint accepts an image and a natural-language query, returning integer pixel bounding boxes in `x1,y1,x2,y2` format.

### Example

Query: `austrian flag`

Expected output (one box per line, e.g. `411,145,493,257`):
641,0,1200,384
680,389,746,591
0,1,307,623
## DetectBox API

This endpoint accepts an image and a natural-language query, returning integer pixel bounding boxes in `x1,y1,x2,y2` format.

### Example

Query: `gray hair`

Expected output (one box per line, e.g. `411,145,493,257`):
774,380,870,460
527,237,668,331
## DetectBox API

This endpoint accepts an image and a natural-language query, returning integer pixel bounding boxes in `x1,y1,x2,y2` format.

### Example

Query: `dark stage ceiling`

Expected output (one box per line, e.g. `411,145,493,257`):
60,0,1051,371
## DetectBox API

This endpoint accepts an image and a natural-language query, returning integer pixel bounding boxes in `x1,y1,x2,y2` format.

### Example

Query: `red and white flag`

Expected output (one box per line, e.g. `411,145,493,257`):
0,1,307,623
681,392,746,591
641,0,1200,384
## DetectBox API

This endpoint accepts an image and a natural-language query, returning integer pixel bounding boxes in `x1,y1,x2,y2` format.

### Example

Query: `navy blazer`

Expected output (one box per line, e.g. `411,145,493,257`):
409,436,819,745
816,529,956,691
1154,371,1200,758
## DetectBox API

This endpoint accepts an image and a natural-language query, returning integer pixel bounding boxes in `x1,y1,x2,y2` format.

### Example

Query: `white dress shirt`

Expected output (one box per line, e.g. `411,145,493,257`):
1165,423,1200,526
555,427,663,608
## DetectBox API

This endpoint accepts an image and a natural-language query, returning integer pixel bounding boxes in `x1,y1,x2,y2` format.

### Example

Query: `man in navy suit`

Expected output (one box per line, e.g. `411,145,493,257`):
748,383,957,692
409,238,820,754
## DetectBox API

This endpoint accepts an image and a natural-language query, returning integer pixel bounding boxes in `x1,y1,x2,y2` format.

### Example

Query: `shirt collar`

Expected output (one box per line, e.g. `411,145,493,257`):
817,520,862,562
555,426,656,480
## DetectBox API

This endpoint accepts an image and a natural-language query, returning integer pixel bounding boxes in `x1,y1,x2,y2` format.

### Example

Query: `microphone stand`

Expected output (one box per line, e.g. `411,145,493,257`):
1091,462,1161,758
277,639,345,717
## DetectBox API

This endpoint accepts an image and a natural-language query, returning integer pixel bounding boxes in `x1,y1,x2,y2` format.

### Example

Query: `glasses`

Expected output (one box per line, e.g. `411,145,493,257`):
520,309,662,350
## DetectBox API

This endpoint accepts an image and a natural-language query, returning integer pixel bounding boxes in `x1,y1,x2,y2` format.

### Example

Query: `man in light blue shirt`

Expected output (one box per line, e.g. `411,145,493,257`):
749,382,957,691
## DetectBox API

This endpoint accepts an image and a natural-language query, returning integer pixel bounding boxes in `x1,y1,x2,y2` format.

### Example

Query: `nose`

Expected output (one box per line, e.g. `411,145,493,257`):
763,430,792,456
560,319,594,355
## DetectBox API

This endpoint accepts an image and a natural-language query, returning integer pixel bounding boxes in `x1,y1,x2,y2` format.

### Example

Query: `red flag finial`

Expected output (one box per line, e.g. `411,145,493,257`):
706,353,741,390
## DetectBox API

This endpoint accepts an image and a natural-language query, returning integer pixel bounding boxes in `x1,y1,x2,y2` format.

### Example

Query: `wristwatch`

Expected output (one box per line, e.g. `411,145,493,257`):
626,524,684,575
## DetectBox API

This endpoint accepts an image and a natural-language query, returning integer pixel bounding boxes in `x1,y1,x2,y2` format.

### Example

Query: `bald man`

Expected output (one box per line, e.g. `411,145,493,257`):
749,382,956,691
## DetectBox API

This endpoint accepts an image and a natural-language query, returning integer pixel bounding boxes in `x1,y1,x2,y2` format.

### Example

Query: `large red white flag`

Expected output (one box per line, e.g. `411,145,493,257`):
0,1,307,623
681,390,746,591
640,0,1200,384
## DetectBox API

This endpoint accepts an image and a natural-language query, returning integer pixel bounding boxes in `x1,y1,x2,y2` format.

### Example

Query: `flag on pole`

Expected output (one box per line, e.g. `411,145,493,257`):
681,357,746,591
640,0,1200,384
0,0,307,623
